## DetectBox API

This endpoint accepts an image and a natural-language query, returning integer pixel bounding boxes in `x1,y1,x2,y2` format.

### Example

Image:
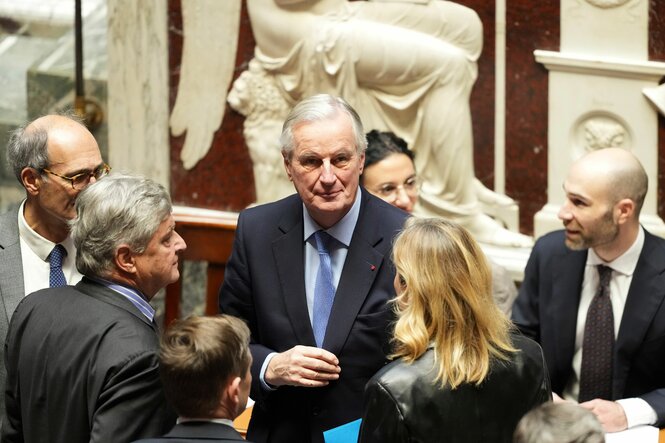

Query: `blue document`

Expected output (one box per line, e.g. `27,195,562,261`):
323,418,362,443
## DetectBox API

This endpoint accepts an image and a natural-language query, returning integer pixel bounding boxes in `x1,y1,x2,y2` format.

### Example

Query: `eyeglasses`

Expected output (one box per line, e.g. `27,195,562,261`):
371,176,420,200
42,163,111,190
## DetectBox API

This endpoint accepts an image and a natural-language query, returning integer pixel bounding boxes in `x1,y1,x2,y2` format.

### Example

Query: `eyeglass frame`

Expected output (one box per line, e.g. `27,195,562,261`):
41,163,111,190
369,176,421,200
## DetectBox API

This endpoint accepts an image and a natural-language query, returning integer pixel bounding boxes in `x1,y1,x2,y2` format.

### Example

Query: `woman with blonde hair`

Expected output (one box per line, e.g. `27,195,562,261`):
359,218,550,443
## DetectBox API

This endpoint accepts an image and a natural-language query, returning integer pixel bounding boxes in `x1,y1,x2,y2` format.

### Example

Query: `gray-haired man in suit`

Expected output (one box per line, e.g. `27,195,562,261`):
0,114,107,424
3,174,186,442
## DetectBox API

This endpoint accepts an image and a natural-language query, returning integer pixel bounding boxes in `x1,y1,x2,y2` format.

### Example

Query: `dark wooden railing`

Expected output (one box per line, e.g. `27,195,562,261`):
164,206,238,327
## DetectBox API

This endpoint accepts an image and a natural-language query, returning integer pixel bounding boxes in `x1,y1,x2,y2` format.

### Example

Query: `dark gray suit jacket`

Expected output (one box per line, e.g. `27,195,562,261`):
3,277,175,443
512,229,665,426
133,421,248,442
0,206,24,428
219,190,408,443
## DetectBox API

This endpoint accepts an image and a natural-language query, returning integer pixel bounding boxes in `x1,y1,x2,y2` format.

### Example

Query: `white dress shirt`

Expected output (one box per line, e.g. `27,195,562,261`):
17,201,83,296
563,227,657,427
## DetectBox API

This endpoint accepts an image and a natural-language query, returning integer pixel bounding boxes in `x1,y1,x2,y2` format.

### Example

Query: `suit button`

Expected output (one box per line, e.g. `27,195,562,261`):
312,406,321,416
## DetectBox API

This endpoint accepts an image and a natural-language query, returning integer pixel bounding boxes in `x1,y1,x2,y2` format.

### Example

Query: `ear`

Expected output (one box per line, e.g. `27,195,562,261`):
114,245,136,274
282,151,293,182
358,152,365,175
21,168,42,196
614,198,635,225
398,274,407,290
224,376,242,414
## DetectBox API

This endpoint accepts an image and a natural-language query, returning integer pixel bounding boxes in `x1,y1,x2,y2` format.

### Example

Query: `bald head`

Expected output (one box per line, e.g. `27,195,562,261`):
7,114,96,184
570,148,647,218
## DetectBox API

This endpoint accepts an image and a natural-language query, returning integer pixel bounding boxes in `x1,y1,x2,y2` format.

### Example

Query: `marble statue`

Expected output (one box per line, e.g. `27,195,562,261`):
172,0,532,247
243,0,531,247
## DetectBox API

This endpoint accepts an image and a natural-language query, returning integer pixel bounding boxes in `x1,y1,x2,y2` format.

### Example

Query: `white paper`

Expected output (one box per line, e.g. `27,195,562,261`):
605,425,659,443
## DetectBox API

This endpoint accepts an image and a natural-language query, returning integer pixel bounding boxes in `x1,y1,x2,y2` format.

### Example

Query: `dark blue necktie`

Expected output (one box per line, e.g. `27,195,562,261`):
48,244,68,288
579,265,614,401
313,231,335,348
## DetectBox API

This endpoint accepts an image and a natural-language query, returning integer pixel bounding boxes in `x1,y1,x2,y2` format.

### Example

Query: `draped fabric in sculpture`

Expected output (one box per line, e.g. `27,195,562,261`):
248,0,530,246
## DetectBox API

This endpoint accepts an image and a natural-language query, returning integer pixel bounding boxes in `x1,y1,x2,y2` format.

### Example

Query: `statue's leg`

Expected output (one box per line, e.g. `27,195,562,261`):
351,0,482,60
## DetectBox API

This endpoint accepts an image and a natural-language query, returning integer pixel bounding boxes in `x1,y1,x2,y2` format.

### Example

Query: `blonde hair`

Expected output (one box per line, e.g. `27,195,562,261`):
391,218,516,389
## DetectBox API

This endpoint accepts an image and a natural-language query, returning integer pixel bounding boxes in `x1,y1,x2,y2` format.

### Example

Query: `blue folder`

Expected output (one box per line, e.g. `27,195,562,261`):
323,418,362,443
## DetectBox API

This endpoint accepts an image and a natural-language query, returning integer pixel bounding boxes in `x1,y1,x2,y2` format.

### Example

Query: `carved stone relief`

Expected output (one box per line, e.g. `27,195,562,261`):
227,60,294,205
572,113,631,158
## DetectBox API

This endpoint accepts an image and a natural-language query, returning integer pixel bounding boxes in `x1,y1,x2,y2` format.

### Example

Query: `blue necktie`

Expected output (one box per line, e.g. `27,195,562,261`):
313,231,335,348
48,244,68,288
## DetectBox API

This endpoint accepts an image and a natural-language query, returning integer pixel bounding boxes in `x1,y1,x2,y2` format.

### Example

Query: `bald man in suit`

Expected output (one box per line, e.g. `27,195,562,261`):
0,114,107,425
513,148,665,432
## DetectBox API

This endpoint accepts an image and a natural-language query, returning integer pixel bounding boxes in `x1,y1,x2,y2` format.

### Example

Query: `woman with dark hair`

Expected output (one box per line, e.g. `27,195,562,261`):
362,130,418,213
359,218,551,443
362,130,519,315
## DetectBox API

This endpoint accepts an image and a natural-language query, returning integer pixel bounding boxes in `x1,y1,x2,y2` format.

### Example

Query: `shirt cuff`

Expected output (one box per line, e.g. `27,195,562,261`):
259,352,278,391
616,398,657,428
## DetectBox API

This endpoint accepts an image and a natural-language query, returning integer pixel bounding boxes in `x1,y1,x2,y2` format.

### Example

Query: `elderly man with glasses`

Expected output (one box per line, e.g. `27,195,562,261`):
0,114,109,427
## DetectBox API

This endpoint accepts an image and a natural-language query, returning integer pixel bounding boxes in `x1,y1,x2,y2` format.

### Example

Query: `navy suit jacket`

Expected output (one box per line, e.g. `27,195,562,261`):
512,229,665,425
219,190,408,443
133,421,247,442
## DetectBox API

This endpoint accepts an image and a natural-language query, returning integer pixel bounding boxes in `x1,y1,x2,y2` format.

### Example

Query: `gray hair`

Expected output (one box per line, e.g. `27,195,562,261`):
6,112,84,182
280,94,367,158
513,403,605,443
70,173,172,278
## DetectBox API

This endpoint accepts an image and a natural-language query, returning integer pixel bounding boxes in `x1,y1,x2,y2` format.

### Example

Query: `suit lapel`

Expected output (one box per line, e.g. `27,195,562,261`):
75,278,156,330
273,201,316,346
551,247,587,378
324,192,386,355
0,206,25,325
615,231,665,394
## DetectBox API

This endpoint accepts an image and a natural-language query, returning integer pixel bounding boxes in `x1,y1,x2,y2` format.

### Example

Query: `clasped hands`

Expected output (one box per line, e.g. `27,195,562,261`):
265,345,341,388
553,392,628,432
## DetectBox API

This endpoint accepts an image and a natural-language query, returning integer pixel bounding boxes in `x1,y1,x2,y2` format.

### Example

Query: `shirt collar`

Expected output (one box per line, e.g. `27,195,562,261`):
177,418,235,427
17,200,76,261
89,276,155,322
303,188,361,246
587,227,645,276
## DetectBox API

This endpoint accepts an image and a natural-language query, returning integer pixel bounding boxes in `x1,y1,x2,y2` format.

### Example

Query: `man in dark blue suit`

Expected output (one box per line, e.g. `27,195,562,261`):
219,94,408,443
134,315,253,443
513,147,665,432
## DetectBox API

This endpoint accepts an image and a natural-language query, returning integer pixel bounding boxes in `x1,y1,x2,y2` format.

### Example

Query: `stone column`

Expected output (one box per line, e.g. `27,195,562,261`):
106,0,169,187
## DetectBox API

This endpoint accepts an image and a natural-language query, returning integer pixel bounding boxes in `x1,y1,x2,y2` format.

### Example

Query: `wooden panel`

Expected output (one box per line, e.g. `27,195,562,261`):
164,213,236,326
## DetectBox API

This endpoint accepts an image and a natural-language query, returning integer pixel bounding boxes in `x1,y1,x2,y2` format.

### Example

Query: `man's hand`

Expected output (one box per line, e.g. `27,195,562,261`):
580,399,628,432
265,345,341,388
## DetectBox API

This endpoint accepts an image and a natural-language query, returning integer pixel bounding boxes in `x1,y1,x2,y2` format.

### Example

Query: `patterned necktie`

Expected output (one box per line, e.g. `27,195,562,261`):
579,264,614,402
312,231,335,348
47,244,68,288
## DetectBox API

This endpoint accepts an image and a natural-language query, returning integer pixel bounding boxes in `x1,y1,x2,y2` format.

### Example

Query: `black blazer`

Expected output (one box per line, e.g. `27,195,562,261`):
133,421,248,442
219,190,408,443
512,229,665,425
359,334,551,443
3,278,175,443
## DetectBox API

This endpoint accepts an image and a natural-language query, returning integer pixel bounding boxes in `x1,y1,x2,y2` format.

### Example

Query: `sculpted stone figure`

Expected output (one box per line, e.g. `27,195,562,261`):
173,0,531,246
234,0,532,247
